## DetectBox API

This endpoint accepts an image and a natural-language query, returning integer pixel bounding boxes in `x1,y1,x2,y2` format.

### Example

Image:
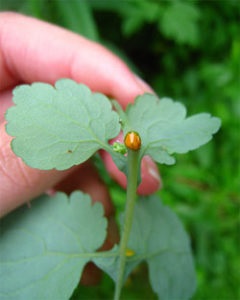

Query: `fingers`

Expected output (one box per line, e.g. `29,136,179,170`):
0,12,161,216
0,89,13,123
0,12,151,108
137,155,162,194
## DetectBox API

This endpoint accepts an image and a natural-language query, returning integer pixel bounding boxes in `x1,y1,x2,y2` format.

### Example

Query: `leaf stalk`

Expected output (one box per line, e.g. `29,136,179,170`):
114,148,140,300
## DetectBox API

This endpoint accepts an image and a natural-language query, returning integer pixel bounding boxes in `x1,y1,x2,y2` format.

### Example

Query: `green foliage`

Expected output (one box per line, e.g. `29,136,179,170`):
0,192,107,300
127,196,196,300
123,95,220,164
159,2,200,46
4,78,220,299
6,79,120,170
94,195,197,300
6,81,220,173
0,193,196,300
88,0,201,45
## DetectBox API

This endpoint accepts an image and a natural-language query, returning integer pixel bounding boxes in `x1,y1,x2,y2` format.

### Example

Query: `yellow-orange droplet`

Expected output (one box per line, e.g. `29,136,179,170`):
124,131,141,151
125,249,135,257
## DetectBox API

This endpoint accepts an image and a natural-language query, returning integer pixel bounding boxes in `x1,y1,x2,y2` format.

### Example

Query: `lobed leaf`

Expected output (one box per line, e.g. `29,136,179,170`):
124,94,221,165
0,192,107,300
94,195,196,300
5,79,120,170
128,196,196,300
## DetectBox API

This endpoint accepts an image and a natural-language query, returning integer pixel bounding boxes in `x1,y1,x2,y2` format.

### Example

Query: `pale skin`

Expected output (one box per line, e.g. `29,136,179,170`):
0,12,161,219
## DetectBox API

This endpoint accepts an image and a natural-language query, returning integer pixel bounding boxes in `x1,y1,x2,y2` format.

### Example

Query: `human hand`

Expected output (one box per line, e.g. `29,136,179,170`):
0,12,161,219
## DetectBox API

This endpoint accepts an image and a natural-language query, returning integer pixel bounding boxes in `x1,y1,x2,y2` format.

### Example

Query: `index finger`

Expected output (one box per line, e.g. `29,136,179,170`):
0,12,150,108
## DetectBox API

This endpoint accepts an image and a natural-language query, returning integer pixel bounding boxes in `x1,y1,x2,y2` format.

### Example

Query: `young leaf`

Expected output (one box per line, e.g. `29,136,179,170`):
5,79,120,170
124,94,221,165
0,192,107,300
94,195,196,300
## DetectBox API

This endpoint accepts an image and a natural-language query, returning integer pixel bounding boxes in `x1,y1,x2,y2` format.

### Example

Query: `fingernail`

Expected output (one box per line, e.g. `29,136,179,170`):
133,74,155,94
45,188,56,196
144,155,161,181
137,156,162,195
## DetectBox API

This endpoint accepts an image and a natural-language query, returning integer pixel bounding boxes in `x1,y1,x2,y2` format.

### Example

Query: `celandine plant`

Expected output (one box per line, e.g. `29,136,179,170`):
0,79,221,300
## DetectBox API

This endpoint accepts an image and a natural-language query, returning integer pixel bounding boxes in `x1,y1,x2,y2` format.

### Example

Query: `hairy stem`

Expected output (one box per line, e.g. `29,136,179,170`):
114,149,140,300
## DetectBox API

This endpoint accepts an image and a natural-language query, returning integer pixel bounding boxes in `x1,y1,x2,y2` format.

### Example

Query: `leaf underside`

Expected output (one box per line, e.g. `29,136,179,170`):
6,80,221,171
94,195,196,300
5,79,120,170
0,192,196,300
0,192,107,300
124,94,221,164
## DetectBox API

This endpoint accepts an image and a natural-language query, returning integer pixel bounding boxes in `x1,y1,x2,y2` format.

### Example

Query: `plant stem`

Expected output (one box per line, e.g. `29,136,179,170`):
114,149,140,300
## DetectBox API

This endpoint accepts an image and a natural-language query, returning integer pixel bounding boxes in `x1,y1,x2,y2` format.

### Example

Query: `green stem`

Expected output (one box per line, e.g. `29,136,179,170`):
114,149,140,300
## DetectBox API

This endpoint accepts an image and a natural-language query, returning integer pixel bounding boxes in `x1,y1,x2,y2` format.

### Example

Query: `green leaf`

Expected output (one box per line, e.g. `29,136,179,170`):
5,79,120,170
0,192,107,300
93,244,141,284
94,195,196,300
124,94,221,165
128,196,196,300
159,2,201,46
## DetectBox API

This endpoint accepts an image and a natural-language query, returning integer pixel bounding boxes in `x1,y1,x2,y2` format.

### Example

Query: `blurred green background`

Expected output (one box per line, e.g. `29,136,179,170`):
1,0,239,299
